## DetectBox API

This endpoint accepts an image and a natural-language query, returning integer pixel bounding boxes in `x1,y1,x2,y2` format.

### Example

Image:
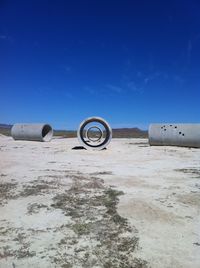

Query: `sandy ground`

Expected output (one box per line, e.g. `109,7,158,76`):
0,135,200,268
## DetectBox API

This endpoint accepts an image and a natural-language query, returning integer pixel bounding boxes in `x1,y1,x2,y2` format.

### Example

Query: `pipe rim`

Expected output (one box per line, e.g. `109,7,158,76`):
77,117,112,150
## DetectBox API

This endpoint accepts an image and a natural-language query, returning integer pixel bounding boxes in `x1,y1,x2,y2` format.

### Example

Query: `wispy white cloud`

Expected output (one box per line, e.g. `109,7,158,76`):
0,35,7,39
106,84,122,93
84,86,97,95
137,71,142,78
143,72,160,85
186,35,200,65
63,91,73,99
0,34,14,43
35,86,74,99
60,64,72,74
83,84,123,96
173,75,185,85
126,81,143,93
143,71,185,87
83,69,184,98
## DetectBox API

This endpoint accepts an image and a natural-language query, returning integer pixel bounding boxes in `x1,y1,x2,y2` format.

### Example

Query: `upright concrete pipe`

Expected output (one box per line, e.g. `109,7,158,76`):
78,117,112,150
149,124,200,148
11,123,53,142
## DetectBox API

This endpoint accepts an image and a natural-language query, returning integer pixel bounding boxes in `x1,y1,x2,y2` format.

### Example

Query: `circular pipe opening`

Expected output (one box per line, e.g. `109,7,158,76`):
42,124,53,141
86,126,103,142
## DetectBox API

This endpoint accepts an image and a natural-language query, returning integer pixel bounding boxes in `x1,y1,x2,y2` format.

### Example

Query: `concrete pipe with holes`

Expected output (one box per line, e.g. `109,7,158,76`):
11,123,53,142
77,116,112,150
149,124,200,148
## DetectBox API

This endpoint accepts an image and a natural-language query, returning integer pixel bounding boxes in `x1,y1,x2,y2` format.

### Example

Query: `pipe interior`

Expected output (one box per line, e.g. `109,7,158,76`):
86,126,103,142
42,125,53,141
79,118,111,148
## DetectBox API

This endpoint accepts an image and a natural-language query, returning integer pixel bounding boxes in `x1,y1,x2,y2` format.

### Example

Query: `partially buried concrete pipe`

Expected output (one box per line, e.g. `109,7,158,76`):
11,123,53,142
77,116,112,150
149,124,200,148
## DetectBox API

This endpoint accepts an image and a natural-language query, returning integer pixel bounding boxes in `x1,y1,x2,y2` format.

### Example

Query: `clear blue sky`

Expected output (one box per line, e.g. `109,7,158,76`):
0,0,200,130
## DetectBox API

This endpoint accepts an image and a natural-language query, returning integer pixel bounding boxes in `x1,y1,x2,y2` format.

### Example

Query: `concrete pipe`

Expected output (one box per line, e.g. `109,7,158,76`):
11,123,53,142
149,124,200,148
77,116,112,150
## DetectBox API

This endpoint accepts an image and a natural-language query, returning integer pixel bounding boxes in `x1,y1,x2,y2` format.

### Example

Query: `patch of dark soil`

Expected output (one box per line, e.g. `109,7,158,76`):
51,176,148,268
84,178,105,189
0,182,18,205
19,179,59,197
26,203,48,215
0,231,36,260
0,170,148,267
175,168,200,178
90,171,113,176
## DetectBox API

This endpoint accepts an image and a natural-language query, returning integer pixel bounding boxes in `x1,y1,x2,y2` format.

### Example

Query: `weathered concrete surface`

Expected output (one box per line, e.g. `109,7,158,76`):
149,123,200,148
77,116,112,150
11,123,53,142
0,136,200,267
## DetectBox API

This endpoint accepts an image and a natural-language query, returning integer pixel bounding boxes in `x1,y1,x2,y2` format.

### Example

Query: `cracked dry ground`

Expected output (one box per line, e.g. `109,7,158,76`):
0,171,148,268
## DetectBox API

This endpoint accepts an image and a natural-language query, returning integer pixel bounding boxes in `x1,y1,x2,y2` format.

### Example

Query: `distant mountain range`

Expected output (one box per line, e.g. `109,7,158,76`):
0,124,148,138
0,124,12,129
112,128,148,138
0,124,12,136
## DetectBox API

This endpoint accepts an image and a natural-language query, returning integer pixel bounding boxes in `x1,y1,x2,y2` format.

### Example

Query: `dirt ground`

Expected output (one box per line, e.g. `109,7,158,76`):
0,135,200,268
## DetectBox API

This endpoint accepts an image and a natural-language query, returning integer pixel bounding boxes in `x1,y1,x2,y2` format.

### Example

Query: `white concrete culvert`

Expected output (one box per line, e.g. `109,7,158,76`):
11,123,53,142
149,123,200,148
77,116,112,150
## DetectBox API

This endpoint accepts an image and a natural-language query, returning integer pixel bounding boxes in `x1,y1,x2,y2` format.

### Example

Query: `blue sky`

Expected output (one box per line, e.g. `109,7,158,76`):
0,0,200,130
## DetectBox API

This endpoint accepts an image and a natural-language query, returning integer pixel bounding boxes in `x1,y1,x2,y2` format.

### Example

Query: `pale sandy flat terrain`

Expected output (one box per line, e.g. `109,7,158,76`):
0,135,200,268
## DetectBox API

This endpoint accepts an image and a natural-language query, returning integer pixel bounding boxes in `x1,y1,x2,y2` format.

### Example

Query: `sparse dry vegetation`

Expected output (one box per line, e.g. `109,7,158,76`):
0,171,147,267
19,179,59,197
50,175,147,267
2,136,199,267
0,181,18,205
175,168,200,178
26,203,48,215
